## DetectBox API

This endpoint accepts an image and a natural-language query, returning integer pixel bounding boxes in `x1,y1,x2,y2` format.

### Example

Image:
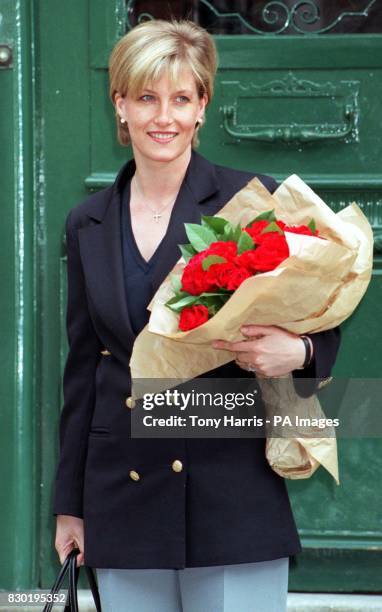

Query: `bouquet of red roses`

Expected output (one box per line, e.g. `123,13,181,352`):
130,174,373,484
167,211,319,332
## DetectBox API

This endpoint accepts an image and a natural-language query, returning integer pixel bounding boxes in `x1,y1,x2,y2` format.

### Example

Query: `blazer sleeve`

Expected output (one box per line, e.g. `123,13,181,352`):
52,210,103,518
265,177,342,398
291,327,341,397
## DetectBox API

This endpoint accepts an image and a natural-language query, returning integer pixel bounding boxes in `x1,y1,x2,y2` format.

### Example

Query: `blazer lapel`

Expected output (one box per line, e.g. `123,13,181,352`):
150,150,220,295
78,159,136,362
77,150,220,362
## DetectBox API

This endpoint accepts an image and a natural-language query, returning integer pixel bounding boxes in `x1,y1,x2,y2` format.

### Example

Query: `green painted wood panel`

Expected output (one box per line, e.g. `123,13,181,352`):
0,0,38,591
0,0,18,591
37,0,93,591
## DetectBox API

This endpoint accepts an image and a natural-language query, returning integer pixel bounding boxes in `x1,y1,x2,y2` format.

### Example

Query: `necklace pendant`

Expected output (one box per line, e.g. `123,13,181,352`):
153,213,162,222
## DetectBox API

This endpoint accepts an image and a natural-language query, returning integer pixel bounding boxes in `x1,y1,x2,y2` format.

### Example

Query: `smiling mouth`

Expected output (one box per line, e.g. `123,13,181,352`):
148,132,178,142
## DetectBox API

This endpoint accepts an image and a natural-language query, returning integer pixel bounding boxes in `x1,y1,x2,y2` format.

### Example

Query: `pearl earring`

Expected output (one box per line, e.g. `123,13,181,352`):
120,117,127,125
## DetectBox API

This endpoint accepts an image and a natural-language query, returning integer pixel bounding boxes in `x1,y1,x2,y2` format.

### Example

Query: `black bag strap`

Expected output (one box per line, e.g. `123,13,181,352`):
84,564,102,611
43,548,102,612
42,552,72,612
65,551,80,612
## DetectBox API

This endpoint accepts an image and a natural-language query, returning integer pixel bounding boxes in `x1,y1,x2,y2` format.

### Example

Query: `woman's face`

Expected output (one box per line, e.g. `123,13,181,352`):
115,67,208,164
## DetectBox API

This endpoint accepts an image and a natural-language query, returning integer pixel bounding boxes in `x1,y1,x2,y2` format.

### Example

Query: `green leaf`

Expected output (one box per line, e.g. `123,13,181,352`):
244,210,275,229
165,294,200,313
218,222,244,243
201,215,230,234
254,209,276,222
237,231,255,255
202,301,220,316
232,223,242,242
199,292,232,315
179,243,197,263
170,274,182,293
308,218,316,234
260,221,284,235
184,223,218,252
201,255,227,271
222,223,234,241
165,291,188,306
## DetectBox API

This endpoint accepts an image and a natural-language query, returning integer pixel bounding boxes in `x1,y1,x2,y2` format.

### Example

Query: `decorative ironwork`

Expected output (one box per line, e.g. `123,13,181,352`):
261,0,377,35
219,73,360,145
125,0,378,35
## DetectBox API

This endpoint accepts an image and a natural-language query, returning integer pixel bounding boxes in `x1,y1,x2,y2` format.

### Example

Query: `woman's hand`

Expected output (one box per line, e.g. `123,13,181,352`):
55,515,85,567
212,325,310,377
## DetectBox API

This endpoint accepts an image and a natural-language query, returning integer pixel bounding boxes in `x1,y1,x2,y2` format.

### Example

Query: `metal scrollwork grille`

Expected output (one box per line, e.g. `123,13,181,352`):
126,0,381,35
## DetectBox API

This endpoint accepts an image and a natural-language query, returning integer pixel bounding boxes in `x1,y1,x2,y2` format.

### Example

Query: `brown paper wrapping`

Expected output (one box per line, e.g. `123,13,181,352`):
130,175,373,484
258,373,339,484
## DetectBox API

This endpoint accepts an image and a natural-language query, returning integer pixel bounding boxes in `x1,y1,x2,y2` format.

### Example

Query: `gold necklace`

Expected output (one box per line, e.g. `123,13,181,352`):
132,176,177,223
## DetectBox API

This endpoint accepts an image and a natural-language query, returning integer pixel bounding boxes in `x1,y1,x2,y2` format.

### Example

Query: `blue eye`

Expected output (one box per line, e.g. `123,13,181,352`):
139,94,189,103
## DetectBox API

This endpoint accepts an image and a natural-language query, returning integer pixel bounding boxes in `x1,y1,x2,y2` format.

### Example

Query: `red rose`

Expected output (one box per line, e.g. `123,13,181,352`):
284,224,319,236
181,249,220,295
181,263,217,295
225,266,251,290
181,241,239,295
206,261,251,290
188,251,206,266
276,220,286,231
179,304,209,331
248,234,289,272
206,261,235,288
235,250,260,273
259,232,288,251
244,220,269,244
244,220,286,246
206,241,238,260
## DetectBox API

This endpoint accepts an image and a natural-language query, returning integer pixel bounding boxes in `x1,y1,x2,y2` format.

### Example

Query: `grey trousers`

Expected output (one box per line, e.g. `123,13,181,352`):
95,556,289,612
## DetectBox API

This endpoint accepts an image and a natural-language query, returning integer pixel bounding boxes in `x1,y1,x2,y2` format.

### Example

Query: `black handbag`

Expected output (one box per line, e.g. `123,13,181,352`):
43,548,102,611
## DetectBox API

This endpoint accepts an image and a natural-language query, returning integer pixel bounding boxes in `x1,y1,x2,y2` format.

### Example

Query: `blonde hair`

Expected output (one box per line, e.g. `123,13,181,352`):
108,19,218,148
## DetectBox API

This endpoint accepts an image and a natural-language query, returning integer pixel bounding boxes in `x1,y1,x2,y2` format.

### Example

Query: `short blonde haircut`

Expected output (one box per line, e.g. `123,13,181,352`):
108,19,218,148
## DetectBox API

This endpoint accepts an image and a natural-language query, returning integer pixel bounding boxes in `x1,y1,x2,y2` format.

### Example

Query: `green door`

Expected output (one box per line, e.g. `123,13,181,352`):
2,0,381,594
0,0,37,590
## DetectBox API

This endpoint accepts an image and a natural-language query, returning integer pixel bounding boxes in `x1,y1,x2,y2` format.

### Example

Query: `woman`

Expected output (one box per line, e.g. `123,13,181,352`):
53,19,340,612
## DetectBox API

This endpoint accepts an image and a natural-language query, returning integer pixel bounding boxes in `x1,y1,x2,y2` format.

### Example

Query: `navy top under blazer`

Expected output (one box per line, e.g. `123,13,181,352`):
120,176,154,335
53,149,341,569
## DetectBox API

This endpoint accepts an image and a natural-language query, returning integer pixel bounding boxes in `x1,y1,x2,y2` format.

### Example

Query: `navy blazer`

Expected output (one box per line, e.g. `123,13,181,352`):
53,149,340,569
